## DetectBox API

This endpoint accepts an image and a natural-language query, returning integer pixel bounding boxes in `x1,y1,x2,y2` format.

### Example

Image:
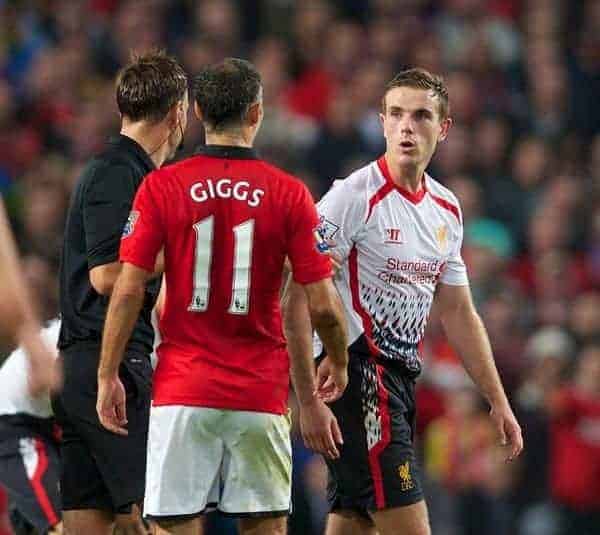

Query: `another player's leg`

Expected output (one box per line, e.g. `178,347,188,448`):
150,516,203,534
144,406,220,535
62,510,113,534
0,431,62,535
58,424,117,535
221,411,292,535
322,355,429,535
60,352,153,534
114,504,149,534
370,501,430,535
238,516,287,535
325,510,377,535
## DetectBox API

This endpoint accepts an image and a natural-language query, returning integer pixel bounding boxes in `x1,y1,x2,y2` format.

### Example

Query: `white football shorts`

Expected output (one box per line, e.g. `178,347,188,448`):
144,405,292,518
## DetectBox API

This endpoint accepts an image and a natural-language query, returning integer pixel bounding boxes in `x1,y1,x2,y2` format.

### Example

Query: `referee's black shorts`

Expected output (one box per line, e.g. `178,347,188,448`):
322,351,424,517
51,344,152,513
0,415,61,532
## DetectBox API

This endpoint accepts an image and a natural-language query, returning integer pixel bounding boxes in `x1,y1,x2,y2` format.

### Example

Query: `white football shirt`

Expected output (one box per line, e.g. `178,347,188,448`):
314,157,469,373
0,319,60,418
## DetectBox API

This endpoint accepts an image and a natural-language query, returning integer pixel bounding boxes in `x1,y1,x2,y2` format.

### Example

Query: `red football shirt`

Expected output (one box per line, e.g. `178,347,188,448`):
550,387,600,509
120,145,332,414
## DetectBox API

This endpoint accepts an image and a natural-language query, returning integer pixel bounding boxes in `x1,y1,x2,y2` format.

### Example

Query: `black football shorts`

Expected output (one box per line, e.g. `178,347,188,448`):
0,416,61,532
323,352,424,517
51,345,152,512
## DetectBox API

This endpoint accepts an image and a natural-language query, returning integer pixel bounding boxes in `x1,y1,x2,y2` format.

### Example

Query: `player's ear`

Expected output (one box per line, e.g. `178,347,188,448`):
166,102,180,130
247,101,261,127
379,111,387,141
438,116,452,142
194,101,203,121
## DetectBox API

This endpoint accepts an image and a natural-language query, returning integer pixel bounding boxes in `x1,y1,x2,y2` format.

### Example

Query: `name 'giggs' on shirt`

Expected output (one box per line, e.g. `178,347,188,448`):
190,178,265,207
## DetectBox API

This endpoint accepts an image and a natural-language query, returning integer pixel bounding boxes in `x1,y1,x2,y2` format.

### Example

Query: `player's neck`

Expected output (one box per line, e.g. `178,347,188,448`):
384,153,426,194
205,131,253,148
120,122,172,168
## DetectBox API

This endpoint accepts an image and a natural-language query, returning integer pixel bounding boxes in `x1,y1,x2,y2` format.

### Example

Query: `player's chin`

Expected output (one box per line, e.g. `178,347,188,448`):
395,152,419,165
396,146,421,161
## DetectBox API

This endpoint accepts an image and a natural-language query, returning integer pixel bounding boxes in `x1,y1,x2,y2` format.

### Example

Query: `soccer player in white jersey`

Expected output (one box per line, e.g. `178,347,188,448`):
0,200,60,396
284,68,523,535
0,319,62,534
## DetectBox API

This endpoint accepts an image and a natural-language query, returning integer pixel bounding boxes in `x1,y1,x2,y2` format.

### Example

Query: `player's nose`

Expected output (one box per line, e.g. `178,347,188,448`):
400,117,415,133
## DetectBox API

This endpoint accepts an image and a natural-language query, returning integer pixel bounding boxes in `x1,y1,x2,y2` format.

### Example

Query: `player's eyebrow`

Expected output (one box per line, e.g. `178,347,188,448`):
388,106,434,116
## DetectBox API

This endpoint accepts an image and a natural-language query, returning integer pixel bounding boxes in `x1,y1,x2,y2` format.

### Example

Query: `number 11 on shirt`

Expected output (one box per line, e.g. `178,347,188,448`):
188,215,254,315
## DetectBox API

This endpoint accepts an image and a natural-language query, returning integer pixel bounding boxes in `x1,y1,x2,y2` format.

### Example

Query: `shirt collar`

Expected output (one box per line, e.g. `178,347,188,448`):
194,144,259,160
377,156,427,204
108,134,156,172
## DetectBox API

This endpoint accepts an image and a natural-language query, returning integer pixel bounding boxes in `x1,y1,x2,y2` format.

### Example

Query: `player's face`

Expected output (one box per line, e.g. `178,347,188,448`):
380,86,451,170
168,91,190,158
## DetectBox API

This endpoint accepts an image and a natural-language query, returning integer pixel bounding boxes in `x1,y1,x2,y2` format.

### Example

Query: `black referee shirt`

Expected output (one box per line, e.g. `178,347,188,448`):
58,134,160,355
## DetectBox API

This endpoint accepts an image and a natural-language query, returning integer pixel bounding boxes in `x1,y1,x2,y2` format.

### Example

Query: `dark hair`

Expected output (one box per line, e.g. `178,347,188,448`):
193,58,262,131
116,50,188,123
382,67,449,119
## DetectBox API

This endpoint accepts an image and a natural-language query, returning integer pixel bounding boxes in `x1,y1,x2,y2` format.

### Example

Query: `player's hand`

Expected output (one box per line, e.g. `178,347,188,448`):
489,402,523,462
299,397,343,459
96,374,128,436
315,356,348,403
326,248,343,274
24,332,62,396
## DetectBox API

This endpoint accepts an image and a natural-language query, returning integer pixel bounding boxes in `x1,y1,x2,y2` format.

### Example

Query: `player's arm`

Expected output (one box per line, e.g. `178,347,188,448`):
283,179,359,458
284,277,348,397
96,173,165,434
283,276,347,459
97,263,151,435
84,165,164,296
285,180,356,402
90,249,164,296
0,200,60,393
434,282,523,461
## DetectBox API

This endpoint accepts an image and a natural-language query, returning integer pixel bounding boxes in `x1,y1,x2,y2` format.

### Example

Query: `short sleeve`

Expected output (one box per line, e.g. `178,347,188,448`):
286,182,333,285
316,179,365,262
119,172,165,273
83,164,135,269
439,209,469,286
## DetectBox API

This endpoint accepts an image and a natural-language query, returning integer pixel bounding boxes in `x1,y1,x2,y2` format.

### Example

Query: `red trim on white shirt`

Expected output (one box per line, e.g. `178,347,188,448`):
349,246,379,356
369,362,391,508
367,180,395,221
377,157,426,204
429,193,461,222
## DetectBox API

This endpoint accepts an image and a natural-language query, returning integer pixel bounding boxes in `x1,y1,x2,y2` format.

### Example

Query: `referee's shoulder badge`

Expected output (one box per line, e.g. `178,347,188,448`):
122,210,139,238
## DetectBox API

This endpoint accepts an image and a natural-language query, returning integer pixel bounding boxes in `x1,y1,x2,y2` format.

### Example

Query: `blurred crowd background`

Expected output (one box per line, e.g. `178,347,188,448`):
1,0,599,534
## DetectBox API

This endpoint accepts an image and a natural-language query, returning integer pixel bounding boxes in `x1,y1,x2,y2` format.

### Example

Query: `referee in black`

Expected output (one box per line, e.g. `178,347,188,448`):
54,51,188,534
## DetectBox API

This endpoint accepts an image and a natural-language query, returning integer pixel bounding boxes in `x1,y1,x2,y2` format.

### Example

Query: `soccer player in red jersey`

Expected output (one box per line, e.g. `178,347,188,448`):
96,58,349,535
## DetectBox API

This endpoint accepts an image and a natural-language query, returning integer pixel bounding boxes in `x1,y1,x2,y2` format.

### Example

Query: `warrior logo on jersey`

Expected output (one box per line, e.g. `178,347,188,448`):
384,227,403,244
435,224,448,253
122,210,139,239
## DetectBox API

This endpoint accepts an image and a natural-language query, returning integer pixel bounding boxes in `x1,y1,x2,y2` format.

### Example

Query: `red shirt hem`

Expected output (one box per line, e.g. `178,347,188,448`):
151,396,287,416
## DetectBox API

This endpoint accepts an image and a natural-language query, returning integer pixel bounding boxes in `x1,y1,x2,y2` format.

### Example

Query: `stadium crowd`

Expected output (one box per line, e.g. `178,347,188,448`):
0,0,599,534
